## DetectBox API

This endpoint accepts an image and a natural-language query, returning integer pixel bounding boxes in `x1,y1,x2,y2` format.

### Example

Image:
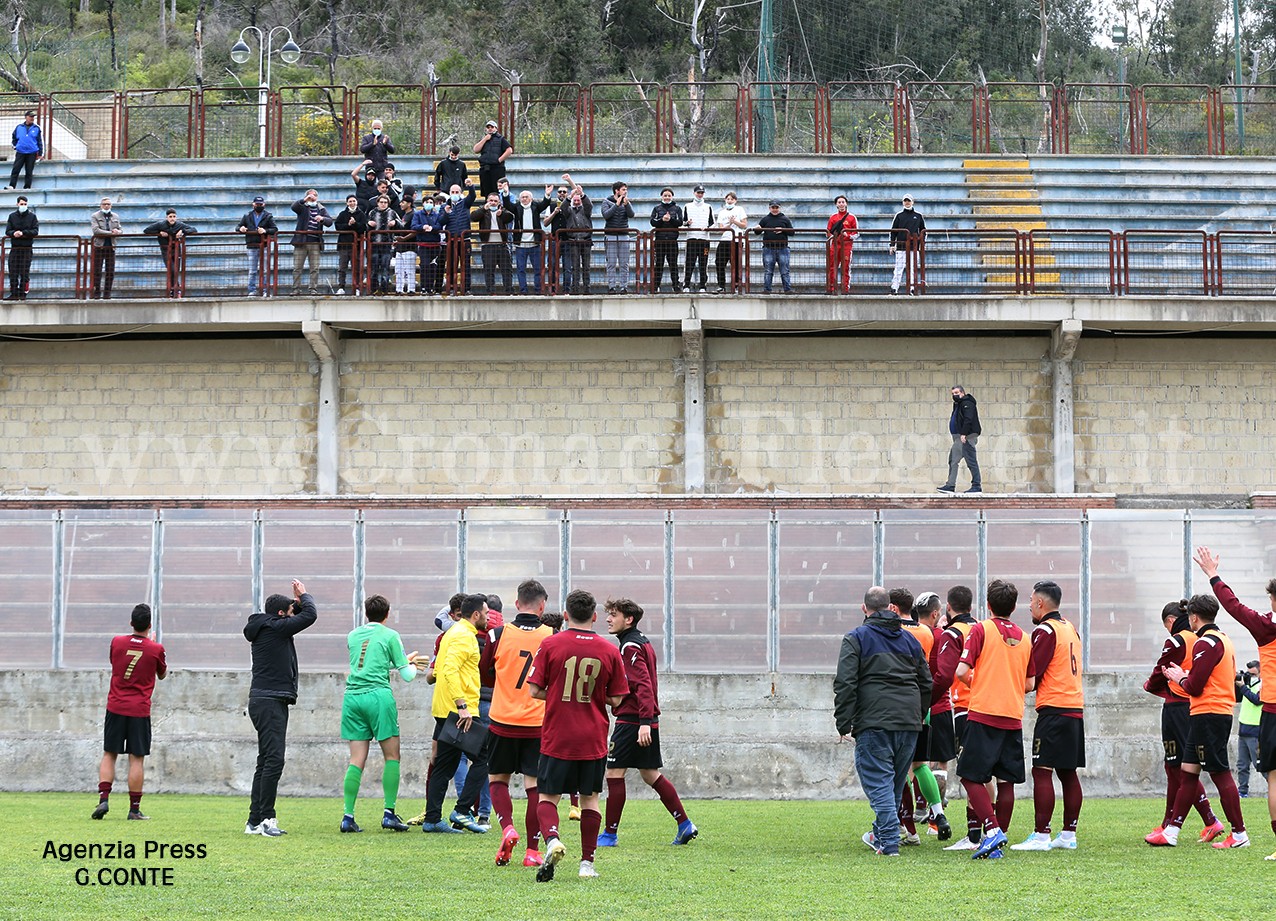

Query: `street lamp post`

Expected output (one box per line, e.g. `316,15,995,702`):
230,26,301,159
1112,24,1128,153
1232,0,1245,154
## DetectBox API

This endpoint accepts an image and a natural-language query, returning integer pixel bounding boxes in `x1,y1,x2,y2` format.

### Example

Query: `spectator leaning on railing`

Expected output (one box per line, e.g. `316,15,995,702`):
235,196,278,298
143,208,198,298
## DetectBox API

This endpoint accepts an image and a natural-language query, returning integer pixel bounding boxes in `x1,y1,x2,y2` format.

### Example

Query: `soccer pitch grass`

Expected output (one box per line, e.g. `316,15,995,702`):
2,793,1272,921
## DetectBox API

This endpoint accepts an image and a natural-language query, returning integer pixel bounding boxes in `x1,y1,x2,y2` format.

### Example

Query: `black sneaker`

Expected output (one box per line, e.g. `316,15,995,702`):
91,801,109,820
965,486,983,493
937,485,955,493
127,810,149,821
382,811,409,832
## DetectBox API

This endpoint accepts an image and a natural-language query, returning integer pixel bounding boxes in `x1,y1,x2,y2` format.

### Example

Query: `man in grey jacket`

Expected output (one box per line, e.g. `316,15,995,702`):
834,585,932,856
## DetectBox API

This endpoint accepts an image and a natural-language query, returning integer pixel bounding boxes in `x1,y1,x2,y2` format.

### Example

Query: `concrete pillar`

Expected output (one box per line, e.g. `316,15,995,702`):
1051,319,1082,494
302,320,342,495
681,317,705,492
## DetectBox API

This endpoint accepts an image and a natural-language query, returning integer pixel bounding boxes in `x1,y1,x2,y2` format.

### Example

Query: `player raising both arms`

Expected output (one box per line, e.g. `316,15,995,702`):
600,598,698,848
526,590,628,882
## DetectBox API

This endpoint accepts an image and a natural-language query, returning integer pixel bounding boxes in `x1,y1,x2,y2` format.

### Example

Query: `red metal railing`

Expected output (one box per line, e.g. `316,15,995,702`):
904,82,981,153
1137,84,1221,156
271,85,350,158
826,82,903,154
984,83,1062,155
1058,84,1137,155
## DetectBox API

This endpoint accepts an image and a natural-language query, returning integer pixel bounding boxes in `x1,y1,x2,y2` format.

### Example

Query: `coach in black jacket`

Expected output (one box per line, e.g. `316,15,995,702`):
242,579,317,835
939,386,982,493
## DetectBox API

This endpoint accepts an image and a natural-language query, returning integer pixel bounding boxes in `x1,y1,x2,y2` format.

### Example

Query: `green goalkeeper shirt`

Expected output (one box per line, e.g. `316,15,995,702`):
345,622,409,693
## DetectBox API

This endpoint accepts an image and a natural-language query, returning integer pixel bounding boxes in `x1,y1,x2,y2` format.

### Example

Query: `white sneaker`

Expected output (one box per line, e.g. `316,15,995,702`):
1049,833,1077,850
1010,832,1052,851
579,859,599,878
902,831,921,846
262,817,287,835
336,288,345,295
244,822,262,835
944,837,980,851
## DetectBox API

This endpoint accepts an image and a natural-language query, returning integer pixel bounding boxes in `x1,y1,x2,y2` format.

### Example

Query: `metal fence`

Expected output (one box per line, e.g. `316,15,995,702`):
2,505,1269,674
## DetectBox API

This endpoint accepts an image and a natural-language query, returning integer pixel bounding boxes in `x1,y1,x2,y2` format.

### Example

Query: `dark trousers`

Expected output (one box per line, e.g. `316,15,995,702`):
425,716,491,823
716,240,738,288
684,240,709,288
653,238,679,290
8,151,36,189
481,241,512,293
478,164,505,197
8,246,31,295
247,697,290,825
92,247,115,297
568,242,591,293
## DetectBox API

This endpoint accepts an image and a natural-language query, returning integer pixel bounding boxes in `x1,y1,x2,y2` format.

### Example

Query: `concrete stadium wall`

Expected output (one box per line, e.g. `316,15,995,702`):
0,669,1169,801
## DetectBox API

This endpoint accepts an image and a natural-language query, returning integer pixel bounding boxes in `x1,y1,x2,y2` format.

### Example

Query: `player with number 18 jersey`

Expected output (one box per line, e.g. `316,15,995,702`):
532,628,627,761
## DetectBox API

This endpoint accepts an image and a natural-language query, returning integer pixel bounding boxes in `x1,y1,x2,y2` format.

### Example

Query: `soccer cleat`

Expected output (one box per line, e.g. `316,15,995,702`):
568,805,582,822
404,810,428,826
262,817,286,835
1145,828,1178,847
1049,834,1077,850
1144,825,1164,843
984,848,1006,860
523,849,543,867
596,831,618,847
127,811,149,821
578,860,599,879
340,815,363,833
1265,849,1276,861
1211,832,1250,849
381,811,409,832
422,820,462,834
972,828,1008,860
91,801,109,820
672,821,698,846
449,809,489,833
862,831,881,854
933,814,952,841
536,838,566,882
1198,821,1227,843
1010,832,1052,851
944,837,979,851
495,826,520,866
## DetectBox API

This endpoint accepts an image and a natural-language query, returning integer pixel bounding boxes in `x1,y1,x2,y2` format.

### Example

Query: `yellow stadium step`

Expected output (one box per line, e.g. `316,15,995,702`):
972,203,1047,216
964,159,1030,170
979,188,1039,199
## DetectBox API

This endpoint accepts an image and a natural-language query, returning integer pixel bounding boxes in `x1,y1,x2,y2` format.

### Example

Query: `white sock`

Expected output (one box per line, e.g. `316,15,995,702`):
1058,830,1076,841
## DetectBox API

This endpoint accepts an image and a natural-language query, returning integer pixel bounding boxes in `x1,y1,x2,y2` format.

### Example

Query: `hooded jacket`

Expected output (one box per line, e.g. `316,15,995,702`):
243,593,317,702
833,610,932,737
950,393,982,436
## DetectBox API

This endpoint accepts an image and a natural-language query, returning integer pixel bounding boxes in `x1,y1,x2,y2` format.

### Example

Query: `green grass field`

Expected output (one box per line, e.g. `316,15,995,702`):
1,793,1272,920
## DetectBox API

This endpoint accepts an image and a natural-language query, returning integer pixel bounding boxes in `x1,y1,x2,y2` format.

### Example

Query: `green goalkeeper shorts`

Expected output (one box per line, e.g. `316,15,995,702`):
341,687,400,742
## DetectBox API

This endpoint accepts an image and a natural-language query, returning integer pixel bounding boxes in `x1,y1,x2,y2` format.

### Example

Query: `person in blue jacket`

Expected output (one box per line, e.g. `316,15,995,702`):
6,111,42,191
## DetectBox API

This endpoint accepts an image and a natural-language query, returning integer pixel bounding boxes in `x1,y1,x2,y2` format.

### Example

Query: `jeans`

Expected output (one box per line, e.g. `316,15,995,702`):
452,699,494,816
891,249,909,292
1238,732,1261,795
247,247,264,295
605,234,629,290
854,728,918,854
247,696,290,825
945,433,980,489
426,715,491,823
762,246,790,292
514,245,541,293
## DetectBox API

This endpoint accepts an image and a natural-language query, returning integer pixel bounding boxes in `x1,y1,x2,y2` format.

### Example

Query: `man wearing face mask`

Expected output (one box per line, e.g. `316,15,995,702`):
472,192,515,295
682,185,712,294
938,385,981,494
334,195,366,296
236,196,278,298
411,194,448,294
442,181,477,294
540,173,574,293
889,194,925,295
713,192,747,294
649,188,683,294
473,119,513,197
509,189,550,295
4,194,38,300
559,183,592,296
360,119,395,178
290,190,333,296
90,197,123,300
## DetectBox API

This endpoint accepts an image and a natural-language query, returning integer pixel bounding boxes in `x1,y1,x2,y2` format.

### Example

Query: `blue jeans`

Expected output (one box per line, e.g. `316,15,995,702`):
762,246,790,292
246,248,263,295
854,729,918,854
452,698,493,817
605,235,629,290
515,246,541,293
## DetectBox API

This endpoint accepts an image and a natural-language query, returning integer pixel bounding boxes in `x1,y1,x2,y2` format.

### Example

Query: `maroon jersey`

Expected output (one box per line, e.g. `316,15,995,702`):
612,627,660,726
107,633,167,717
528,628,628,760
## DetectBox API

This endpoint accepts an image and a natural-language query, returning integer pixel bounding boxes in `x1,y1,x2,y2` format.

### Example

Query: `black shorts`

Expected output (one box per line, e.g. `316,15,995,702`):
956,720,1025,784
912,723,932,763
954,713,968,745
489,733,542,778
1184,712,1232,773
928,710,957,763
1161,701,1191,766
1258,709,1276,774
537,754,606,797
1031,710,1086,771
103,710,151,756
607,722,663,771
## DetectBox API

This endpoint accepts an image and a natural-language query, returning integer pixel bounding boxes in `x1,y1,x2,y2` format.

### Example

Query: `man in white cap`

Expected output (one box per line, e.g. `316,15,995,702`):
474,118,513,197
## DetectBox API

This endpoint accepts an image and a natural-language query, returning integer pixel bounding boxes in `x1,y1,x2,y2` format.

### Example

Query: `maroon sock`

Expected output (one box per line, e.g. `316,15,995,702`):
1210,771,1245,833
962,779,996,831
536,800,560,845
1162,764,1180,827
570,792,579,807
580,808,602,862
994,781,1015,836
1031,767,1055,834
524,786,540,849
604,777,626,834
912,776,926,812
128,791,142,812
1169,772,1199,829
1059,769,1082,833
488,780,514,832
651,775,686,824
1193,777,1218,826
98,782,111,803
898,797,917,835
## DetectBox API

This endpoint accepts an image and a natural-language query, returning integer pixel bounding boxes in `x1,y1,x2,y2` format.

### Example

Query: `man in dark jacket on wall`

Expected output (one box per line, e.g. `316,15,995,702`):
939,385,982,494
834,585,932,857
243,579,317,837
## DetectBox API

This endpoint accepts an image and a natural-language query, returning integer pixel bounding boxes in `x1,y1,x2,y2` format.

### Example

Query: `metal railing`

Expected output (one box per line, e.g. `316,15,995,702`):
2,505,1270,674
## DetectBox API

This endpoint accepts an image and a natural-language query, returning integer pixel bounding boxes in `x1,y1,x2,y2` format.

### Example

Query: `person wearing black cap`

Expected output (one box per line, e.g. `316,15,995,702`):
752,200,794,294
6,110,42,191
143,208,198,297
352,162,381,210
236,196,278,297
682,185,713,293
473,118,513,197
889,194,925,295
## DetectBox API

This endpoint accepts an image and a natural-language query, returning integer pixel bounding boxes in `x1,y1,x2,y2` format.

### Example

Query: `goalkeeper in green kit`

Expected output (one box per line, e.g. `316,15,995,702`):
340,594,426,833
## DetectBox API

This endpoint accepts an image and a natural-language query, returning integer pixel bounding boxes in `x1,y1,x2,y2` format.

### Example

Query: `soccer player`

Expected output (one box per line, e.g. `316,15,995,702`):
954,579,1035,859
526,589,628,881
338,594,423,833
1154,593,1249,849
93,603,167,821
933,585,981,850
903,591,952,840
1142,600,1223,844
1011,580,1084,851
1196,545,1276,857
482,579,555,867
600,598,698,848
